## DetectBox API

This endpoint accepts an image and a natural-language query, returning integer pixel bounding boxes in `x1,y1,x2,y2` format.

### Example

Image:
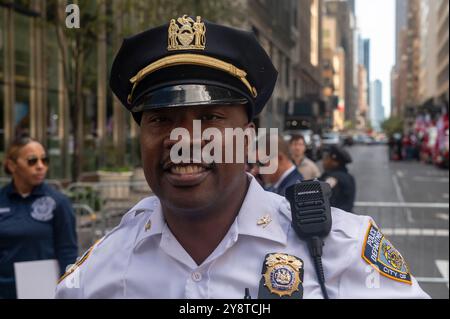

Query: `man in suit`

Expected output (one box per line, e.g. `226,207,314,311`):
256,134,304,196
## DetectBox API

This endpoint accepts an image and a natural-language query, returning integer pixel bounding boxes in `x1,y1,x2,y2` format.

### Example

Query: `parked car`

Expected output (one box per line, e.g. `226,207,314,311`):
321,132,341,147
341,133,354,146
353,133,375,145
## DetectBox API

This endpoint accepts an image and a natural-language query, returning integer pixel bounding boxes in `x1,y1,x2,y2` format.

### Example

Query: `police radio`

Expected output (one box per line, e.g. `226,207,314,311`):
285,179,332,299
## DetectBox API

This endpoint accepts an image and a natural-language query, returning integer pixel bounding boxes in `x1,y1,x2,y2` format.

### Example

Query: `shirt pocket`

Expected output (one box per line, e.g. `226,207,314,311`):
0,207,13,222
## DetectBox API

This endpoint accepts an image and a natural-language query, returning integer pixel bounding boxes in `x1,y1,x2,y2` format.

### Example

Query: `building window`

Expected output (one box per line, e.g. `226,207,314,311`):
292,0,298,29
310,0,319,66
1,7,5,153
46,26,62,178
15,13,30,84
14,13,31,138
285,57,290,89
15,86,30,137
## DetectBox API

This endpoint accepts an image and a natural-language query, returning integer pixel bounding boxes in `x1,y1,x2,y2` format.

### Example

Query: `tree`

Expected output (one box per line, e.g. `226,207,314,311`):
381,117,404,137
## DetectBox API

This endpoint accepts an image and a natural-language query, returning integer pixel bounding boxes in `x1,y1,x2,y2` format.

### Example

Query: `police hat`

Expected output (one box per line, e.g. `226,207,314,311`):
323,145,352,165
110,15,278,124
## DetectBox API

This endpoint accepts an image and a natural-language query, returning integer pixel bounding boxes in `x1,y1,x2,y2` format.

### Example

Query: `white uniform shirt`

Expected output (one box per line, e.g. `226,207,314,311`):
55,175,429,299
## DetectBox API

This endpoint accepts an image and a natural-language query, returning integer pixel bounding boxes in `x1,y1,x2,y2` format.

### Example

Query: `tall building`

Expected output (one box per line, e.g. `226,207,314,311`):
436,0,449,103
361,39,370,104
324,0,357,125
357,36,370,129
356,64,368,130
347,0,355,16
392,0,421,125
392,0,409,118
322,15,345,131
241,0,324,131
393,0,448,132
370,80,384,131
238,0,297,129
395,0,408,62
418,0,438,104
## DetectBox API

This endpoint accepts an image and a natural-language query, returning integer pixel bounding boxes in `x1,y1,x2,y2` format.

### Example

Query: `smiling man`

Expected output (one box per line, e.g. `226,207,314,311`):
55,16,429,299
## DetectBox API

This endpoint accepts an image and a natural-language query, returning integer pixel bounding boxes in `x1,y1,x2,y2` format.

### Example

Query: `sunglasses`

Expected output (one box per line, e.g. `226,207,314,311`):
26,156,50,167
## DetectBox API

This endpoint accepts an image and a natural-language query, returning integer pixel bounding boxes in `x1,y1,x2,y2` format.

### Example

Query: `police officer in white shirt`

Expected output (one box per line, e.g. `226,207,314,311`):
55,16,429,299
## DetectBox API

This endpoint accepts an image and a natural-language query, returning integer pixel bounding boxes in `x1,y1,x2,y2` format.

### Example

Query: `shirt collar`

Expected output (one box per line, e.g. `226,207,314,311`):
236,174,288,245
273,165,296,189
5,181,47,198
134,173,288,249
134,198,166,247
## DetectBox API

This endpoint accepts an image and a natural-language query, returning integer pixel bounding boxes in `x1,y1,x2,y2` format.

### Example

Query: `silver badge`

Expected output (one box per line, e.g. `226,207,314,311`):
30,196,56,222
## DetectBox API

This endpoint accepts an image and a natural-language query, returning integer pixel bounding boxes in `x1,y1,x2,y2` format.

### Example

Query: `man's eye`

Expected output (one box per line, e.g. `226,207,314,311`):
200,114,221,121
150,116,168,123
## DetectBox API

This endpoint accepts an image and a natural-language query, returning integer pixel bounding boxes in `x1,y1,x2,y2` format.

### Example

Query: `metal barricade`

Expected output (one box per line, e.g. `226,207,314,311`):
68,181,153,251
73,203,102,253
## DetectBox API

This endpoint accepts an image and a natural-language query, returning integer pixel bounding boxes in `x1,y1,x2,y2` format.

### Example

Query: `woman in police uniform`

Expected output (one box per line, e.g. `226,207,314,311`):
0,136,78,299
320,145,356,212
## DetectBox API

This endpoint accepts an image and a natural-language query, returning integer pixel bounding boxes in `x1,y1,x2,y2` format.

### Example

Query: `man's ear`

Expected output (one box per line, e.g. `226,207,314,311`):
245,121,255,130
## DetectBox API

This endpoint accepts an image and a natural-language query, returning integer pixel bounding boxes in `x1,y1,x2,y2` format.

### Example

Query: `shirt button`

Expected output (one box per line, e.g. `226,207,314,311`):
191,272,202,282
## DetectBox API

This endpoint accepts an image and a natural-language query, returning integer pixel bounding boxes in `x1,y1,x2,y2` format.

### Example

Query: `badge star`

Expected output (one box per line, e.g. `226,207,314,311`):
257,215,272,228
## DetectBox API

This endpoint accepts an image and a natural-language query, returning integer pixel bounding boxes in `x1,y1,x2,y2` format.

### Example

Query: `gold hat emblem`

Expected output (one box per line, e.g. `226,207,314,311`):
168,15,206,51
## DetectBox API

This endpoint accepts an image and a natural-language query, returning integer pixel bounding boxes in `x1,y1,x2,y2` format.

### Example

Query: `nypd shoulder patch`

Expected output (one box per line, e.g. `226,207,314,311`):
362,222,412,285
58,238,103,284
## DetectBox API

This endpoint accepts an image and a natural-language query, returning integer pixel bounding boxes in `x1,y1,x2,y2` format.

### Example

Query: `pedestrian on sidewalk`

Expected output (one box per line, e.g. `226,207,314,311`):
256,134,304,196
0,136,78,299
289,134,321,180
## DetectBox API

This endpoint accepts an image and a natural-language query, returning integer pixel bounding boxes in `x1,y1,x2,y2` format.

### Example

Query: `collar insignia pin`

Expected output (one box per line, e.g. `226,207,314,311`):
257,215,272,228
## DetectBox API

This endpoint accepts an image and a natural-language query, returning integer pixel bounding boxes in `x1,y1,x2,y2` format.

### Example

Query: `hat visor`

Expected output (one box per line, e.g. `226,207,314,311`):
131,84,249,113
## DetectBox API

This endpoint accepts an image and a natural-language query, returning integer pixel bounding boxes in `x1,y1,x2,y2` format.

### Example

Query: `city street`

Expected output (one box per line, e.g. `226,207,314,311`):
347,144,449,299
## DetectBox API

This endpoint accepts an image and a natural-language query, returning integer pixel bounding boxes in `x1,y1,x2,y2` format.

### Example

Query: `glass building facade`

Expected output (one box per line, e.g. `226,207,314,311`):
0,1,139,181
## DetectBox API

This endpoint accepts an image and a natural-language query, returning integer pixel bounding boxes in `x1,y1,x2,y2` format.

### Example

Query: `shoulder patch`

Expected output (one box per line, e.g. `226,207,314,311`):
58,238,103,284
325,177,338,188
361,222,412,285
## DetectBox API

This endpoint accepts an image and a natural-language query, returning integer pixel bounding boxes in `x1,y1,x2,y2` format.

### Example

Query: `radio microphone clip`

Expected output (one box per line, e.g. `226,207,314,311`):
285,179,333,299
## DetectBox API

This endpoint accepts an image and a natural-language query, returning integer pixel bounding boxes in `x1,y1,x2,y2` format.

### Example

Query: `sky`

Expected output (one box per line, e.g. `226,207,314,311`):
356,0,395,118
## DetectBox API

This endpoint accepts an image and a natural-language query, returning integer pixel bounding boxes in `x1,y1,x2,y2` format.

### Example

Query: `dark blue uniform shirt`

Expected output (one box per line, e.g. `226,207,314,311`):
0,182,78,299
320,167,356,212
266,167,304,197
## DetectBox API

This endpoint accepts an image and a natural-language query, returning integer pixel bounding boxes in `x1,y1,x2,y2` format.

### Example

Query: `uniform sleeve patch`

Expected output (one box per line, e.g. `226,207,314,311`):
362,222,412,285
58,238,102,284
